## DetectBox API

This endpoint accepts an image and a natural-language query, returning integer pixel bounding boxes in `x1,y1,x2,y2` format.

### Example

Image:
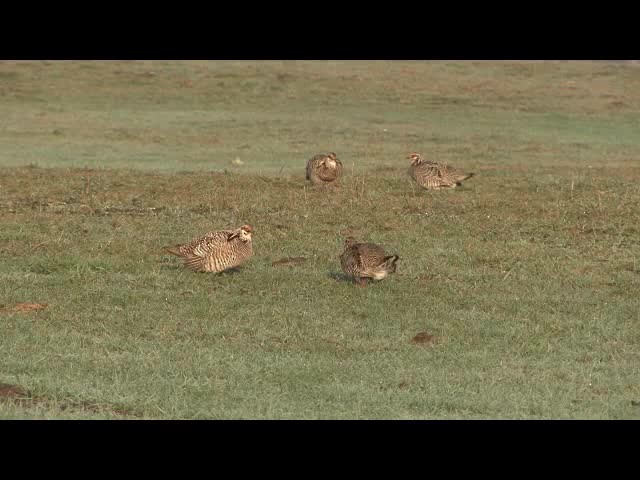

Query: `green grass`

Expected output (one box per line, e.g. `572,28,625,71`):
1,60,639,419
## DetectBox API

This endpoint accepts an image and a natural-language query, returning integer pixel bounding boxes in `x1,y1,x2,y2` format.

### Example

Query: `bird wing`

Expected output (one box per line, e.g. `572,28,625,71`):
355,243,386,268
427,164,457,186
177,230,230,258
180,230,235,271
182,254,205,271
306,155,326,179
308,155,325,170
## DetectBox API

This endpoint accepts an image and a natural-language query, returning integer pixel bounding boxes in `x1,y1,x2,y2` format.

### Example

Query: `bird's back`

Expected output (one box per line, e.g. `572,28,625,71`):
306,154,343,185
411,160,472,189
341,242,397,279
306,154,325,180
165,230,230,257
165,230,253,273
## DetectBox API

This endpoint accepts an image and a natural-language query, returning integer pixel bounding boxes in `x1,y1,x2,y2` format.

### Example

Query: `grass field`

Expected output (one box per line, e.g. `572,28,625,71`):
0,60,639,419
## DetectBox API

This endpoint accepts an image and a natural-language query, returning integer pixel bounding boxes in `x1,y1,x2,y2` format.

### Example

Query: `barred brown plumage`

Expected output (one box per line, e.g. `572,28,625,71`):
407,152,474,190
340,237,399,286
306,152,343,186
163,224,254,273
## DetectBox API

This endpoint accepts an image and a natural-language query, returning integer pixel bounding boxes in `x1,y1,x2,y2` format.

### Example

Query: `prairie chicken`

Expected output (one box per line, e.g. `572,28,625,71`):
407,152,474,190
340,237,399,286
306,152,343,186
164,224,254,273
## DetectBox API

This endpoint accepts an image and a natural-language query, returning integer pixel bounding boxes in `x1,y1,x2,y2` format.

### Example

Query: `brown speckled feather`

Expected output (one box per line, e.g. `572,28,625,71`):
407,153,474,190
306,152,343,186
340,237,399,284
164,224,254,273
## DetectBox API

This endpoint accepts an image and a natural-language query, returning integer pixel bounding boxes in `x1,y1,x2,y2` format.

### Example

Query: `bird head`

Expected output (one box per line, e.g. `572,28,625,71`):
241,224,253,241
325,152,339,168
231,224,253,242
407,152,423,166
344,236,358,249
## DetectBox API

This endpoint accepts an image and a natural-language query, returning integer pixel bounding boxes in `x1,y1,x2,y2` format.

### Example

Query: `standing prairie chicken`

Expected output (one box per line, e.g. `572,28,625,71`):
407,152,474,190
340,237,399,286
163,224,254,273
306,152,343,186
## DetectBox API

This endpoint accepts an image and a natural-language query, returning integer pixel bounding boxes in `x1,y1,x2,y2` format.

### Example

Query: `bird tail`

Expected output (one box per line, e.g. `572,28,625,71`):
455,172,474,182
163,245,184,256
382,255,399,273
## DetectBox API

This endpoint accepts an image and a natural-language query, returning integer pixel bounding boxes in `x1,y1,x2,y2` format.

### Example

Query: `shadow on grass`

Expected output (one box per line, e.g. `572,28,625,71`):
215,267,244,275
328,271,351,283
159,262,244,275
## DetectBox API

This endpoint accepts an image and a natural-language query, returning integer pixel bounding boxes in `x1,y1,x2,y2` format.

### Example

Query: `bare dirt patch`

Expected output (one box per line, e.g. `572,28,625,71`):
0,303,48,314
0,383,31,402
411,332,435,345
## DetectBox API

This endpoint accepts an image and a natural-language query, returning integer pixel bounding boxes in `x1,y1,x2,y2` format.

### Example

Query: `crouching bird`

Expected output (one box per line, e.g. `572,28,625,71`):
306,152,343,186
407,152,474,190
340,237,399,286
164,224,254,273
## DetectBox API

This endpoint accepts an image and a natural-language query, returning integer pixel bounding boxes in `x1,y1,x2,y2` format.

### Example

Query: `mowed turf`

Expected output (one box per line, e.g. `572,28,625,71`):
0,60,639,419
